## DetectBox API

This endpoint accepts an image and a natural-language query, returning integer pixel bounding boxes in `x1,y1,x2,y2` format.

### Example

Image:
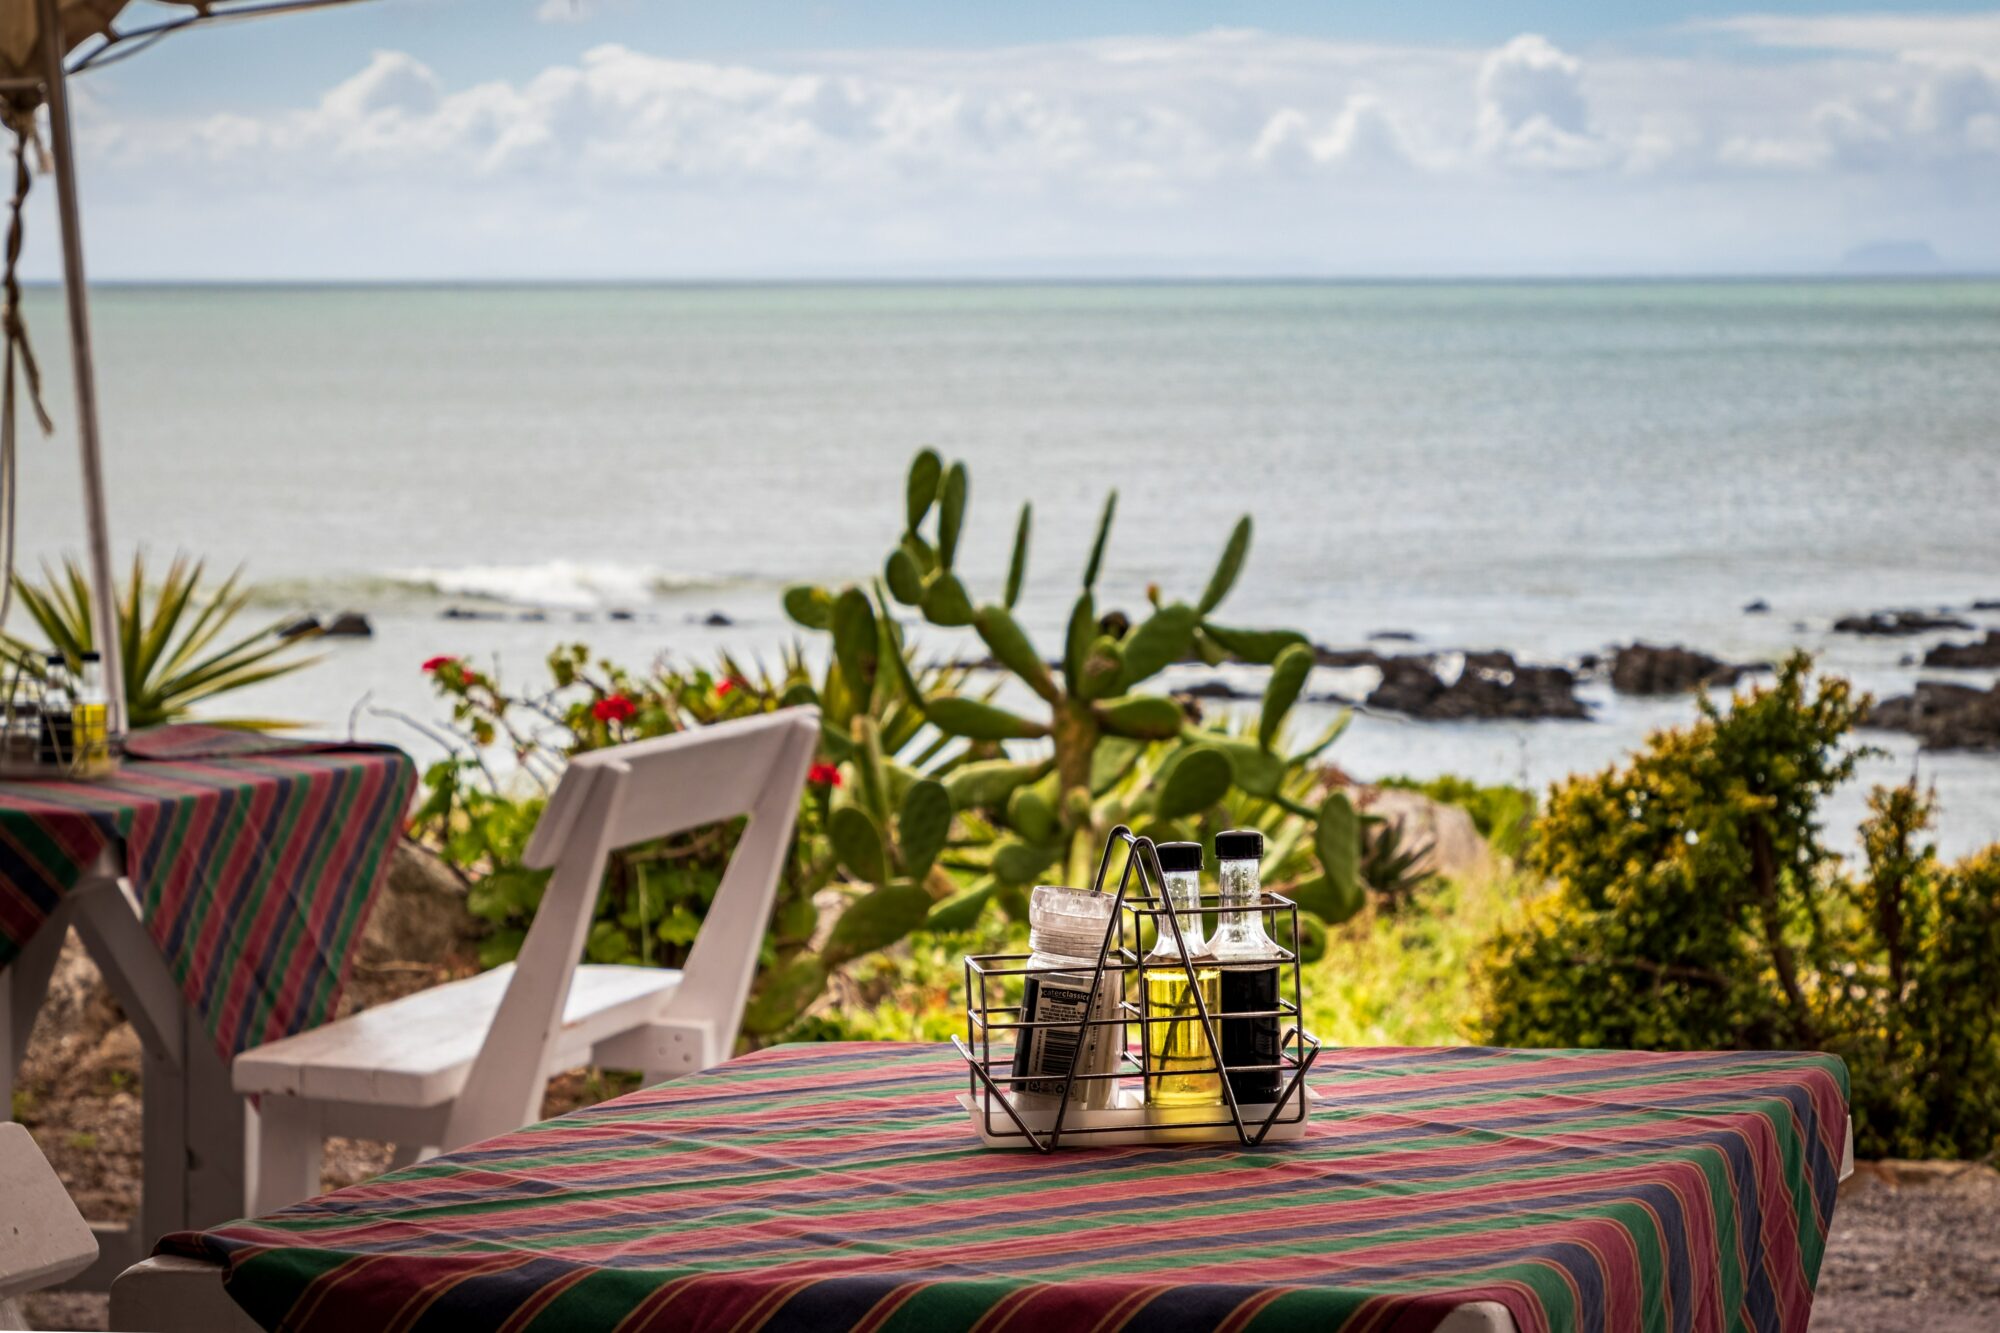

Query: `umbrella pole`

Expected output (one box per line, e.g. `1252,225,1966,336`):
37,0,126,741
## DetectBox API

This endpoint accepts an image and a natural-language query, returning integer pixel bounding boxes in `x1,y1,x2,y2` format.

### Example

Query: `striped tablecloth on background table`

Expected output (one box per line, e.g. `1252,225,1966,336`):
164,1041,1850,1333
0,726,414,1061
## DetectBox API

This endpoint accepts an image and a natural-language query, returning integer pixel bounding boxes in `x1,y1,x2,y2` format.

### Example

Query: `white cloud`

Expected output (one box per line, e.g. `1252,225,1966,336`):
47,22,2000,277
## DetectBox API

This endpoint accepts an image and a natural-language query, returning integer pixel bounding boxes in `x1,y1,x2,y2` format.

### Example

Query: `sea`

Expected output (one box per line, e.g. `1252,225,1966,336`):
14,279,2000,855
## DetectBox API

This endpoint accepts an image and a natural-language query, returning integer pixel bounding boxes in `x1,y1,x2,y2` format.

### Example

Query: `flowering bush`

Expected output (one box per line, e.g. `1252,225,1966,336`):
409,641,991,1038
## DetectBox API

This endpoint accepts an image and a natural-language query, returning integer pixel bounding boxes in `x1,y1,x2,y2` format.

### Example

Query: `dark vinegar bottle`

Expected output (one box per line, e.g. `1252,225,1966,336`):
1211,829,1281,1104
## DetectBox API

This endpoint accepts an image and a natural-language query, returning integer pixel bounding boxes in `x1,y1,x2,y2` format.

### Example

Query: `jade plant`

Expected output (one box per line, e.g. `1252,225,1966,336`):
784,450,1365,936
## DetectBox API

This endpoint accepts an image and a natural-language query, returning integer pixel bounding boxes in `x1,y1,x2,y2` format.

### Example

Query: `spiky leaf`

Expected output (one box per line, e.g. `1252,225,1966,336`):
884,548,925,605
921,571,975,627
939,462,969,569
898,779,952,881
783,584,834,631
1117,602,1198,688
1156,746,1233,820
826,882,933,965
974,604,1058,703
1202,623,1310,665
1083,490,1117,590
1290,709,1352,765
831,588,879,709
1004,502,1031,609
907,449,943,533
1094,694,1184,740
830,805,889,884
1259,642,1314,751
1199,516,1252,614
925,696,1046,741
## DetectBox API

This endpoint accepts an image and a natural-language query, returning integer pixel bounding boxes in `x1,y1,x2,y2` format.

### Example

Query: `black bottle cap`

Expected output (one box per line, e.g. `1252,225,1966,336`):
1153,841,1203,874
1214,829,1263,862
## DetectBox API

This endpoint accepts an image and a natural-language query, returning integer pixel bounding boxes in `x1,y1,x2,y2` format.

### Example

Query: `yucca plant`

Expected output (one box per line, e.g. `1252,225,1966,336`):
2,554,321,729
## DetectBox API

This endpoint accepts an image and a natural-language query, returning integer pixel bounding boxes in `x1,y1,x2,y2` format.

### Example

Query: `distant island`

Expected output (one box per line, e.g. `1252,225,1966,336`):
1840,240,1945,274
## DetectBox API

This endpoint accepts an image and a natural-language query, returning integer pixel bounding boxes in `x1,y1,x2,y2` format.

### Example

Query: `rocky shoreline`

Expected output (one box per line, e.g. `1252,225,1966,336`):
1142,601,2000,746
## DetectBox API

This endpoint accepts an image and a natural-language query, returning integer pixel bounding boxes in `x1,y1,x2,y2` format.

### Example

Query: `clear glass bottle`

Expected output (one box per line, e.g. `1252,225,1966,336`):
74,651,111,775
1009,885,1120,1110
1212,828,1283,1104
1142,840,1221,1108
38,652,73,768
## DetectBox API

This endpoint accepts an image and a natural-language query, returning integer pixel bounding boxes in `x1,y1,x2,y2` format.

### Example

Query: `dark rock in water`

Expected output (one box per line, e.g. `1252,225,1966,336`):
1315,645,1392,669
1097,610,1131,641
443,606,504,621
1865,681,2000,750
1368,629,1418,642
1974,599,2000,612
1367,651,1587,721
1610,643,1752,695
322,611,373,638
703,611,734,627
1178,678,1255,701
1833,609,1973,636
1923,631,2000,669
519,610,547,622
1576,652,1602,673
608,608,636,622
274,615,319,639
1743,599,1770,614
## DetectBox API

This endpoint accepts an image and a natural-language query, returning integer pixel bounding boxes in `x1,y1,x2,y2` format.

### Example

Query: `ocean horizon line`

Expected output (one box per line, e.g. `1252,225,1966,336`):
19,271,2000,292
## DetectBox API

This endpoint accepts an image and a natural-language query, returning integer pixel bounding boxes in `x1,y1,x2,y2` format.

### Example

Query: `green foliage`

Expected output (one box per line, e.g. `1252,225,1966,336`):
1475,653,2000,1160
782,450,1364,923
2,554,321,729
410,642,977,1037
1378,774,1537,862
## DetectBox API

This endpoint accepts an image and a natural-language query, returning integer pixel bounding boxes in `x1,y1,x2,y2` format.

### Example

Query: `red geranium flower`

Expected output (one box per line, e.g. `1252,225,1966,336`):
717,676,746,697
807,761,842,788
421,655,458,674
592,693,637,724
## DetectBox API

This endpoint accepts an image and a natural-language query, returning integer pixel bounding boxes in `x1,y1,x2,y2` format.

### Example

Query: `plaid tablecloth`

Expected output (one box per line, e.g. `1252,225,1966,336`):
0,727,414,1061
163,1041,1849,1333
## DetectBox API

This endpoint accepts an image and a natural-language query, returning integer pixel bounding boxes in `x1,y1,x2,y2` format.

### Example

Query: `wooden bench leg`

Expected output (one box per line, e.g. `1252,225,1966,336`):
247,1097,322,1216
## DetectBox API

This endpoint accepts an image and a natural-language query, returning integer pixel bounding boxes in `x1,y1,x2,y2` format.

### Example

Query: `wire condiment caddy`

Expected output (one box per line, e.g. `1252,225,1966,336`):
953,824,1321,1151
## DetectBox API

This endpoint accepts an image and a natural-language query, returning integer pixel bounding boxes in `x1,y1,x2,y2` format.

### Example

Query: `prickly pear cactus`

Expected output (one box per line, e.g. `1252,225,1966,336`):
784,450,1364,936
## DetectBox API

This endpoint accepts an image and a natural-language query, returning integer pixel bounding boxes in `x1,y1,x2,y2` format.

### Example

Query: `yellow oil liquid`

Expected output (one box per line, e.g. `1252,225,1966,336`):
1143,964,1221,1107
72,702,112,775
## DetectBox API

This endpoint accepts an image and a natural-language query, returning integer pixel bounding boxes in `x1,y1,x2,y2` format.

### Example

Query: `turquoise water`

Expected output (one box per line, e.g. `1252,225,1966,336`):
14,280,2000,849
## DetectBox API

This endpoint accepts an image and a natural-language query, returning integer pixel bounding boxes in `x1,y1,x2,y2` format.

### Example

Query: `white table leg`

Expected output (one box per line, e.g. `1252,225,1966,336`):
110,1254,258,1333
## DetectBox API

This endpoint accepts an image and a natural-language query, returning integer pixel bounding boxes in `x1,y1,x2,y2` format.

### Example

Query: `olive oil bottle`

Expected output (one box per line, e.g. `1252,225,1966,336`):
1142,841,1220,1108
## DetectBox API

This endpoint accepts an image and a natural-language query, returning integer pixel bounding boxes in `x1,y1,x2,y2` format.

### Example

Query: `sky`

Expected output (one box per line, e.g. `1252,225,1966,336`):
22,1,2000,278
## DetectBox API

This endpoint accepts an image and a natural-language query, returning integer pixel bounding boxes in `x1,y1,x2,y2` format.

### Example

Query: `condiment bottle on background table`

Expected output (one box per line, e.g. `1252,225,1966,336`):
1142,841,1221,1108
37,653,73,769
1010,884,1120,1110
1211,828,1283,1104
74,651,111,775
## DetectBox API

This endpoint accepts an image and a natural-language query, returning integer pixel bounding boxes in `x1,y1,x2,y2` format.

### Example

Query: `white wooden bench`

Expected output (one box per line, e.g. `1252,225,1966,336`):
233,708,820,1214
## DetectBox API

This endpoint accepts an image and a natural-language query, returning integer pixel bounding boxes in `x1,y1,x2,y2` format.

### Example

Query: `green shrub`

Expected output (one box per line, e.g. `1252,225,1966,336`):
1378,774,1536,862
1476,653,2000,1160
